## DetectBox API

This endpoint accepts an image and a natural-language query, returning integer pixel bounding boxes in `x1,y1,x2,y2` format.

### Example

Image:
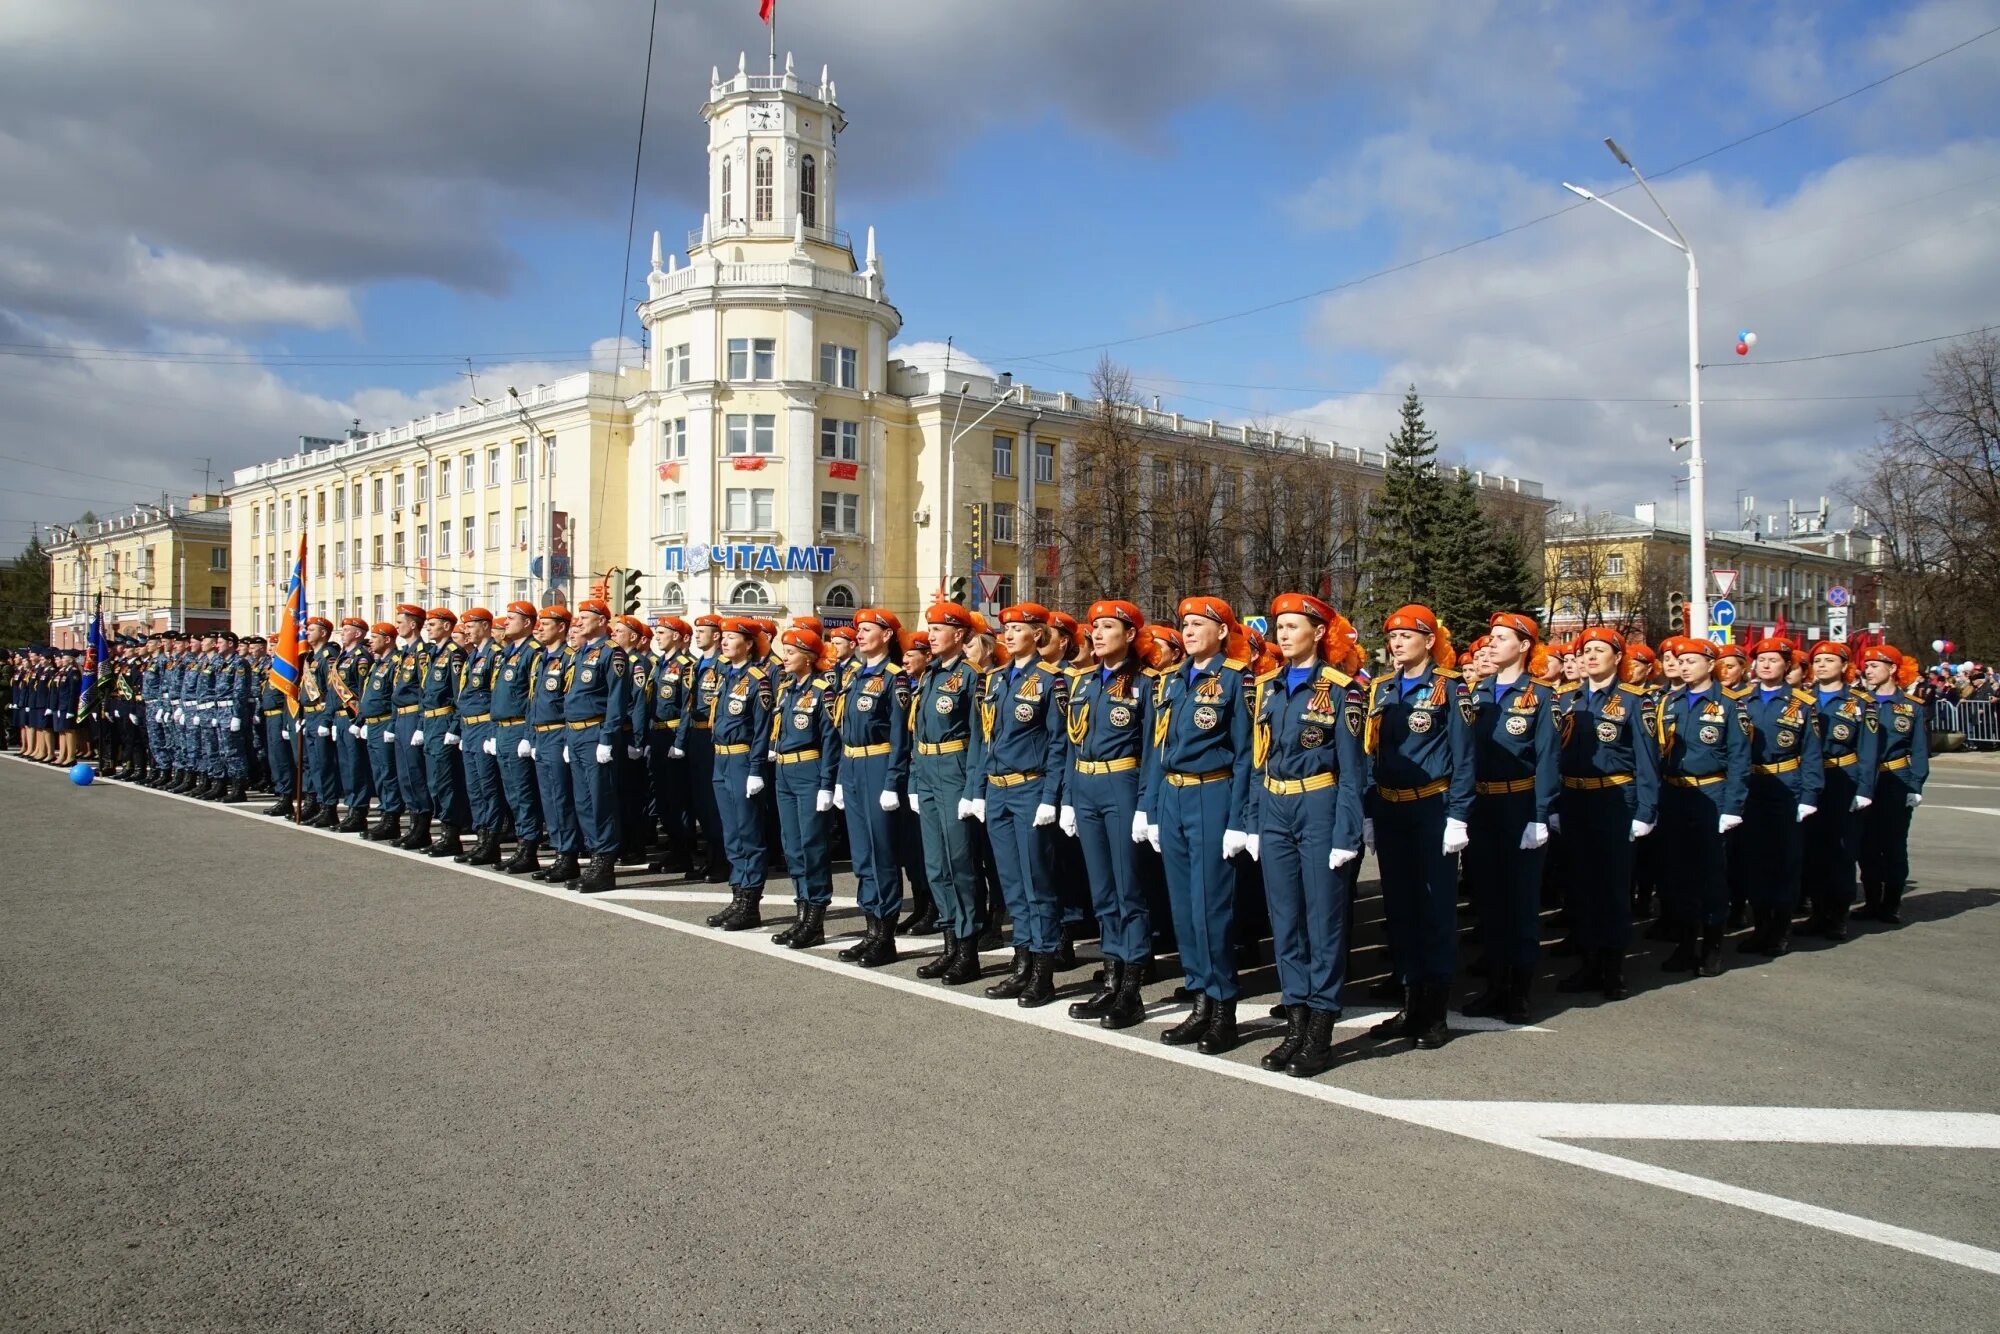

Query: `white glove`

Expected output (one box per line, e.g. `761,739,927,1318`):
1131,811,1149,844
483,738,497,756
174,709,184,723
228,717,241,733
316,725,331,738
516,738,532,758
833,784,846,809
1851,795,1871,811
879,789,900,812
1908,792,1923,809
1547,813,1561,834
410,730,424,745
1330,848,1358,870
1059,805,1078,837
669,746,685,759
1222,828,1248,858
1034,803,1056,827
1363,817,1376,853
958,797,975,820
444,732,460,748
562,745,570,764
349,724,362,738
1520,821,1549,850
1442,817,1470,855
970,798,987,823
908,791,921,813
1145,823,1160,852
594,743,612,764
627,745,644,760
1629,819,1655,841
1718,813,1743,833
746,775,765,798
1245,833,1261,861
1796,804,1816,823
816,790,833,813
280,728,290,741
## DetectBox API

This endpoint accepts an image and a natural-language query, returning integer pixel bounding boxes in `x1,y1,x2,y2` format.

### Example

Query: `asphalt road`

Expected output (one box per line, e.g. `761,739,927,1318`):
3,754,1998,1331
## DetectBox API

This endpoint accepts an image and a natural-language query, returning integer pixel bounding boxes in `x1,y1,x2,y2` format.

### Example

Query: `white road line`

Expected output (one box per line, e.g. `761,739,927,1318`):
1391,1102,2000,1147
1934,806,2000,817
17,756,2000,1278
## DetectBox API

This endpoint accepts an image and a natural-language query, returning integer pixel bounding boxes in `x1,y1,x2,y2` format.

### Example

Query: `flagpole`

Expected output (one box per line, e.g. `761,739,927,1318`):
769,0,777,76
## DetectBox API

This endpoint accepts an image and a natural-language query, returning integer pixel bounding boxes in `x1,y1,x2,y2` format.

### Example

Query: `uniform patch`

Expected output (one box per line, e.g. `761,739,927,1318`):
1894,715,1912,733
543,673,562,690
1408,709,1433,734
1596,719,1619,743
1505,714,1530,737
1108,704,1133,727
936,695,955,714
1299,725,1324,749
792,712,810,730
581,668,595,684
856,695,875,713
1345,702,1363,737
1777,729,1796,749
1698,724,1721,745
1832,722,1851,742
612,656,626,678
1458,695,1477,726
1193,704,1220,731
1737,711,1754,738
1013,701,1035,723
727,699,744,715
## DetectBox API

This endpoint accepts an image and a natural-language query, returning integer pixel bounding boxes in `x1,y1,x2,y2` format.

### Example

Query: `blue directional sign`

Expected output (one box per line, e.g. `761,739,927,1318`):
1710,598,1736,628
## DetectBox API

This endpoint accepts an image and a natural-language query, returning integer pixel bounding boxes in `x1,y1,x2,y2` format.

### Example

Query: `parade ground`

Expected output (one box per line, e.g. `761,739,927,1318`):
4,753,1998,1331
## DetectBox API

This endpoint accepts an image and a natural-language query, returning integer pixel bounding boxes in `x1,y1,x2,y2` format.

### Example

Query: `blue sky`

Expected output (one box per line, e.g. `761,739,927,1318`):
3,0,1996,552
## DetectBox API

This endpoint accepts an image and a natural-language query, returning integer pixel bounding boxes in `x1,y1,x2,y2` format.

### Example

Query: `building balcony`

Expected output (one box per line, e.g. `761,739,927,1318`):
690,219,851,254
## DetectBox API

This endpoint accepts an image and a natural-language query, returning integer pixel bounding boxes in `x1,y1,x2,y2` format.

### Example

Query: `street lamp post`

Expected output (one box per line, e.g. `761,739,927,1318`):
940,378,1021,599
1564,138,1708,639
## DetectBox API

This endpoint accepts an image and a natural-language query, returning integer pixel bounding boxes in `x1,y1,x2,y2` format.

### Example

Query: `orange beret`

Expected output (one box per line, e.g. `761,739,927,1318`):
718,616,760,638
1048,611,1079,641
1577,625,1625,654
505,601,540,620
425,606,457,624
853,607,902,633
1859,644,1902,666
753,617,779,635
306,616,334,633
1384,604,1440,635
339,616,369,632
537,604,572,624
1627,643,1657,665
369,622,396,637
1488,611,1539,642
1000,602,1052,626
1751,636,1794,657
900,630,931,655
694,614,723,630
1676,639,1719,661
926,601,977,629
1810,640,1850,660
791,616,823,634
1177,595,1236,627
653,615,691,635
780,627,824,658
1271,593,1335,625
615,615,649,638
1714,642,1747,662
1086,599,1144,630
461,607,493,625
575,598,610,619
394,603,425,619
827,624,857,642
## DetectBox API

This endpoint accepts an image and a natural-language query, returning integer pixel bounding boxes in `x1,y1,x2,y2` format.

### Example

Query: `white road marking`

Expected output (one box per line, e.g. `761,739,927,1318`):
1934,806,2000,817
21,756,2000,1277
1139,1000,1549,1034
1393,1102,2000,1147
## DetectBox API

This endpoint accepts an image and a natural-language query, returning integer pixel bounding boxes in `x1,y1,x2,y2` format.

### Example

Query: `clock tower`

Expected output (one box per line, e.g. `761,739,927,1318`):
697,51,845,259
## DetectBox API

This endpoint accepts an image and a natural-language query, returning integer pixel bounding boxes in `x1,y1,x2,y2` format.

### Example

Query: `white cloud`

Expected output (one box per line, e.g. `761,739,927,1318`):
888,340,996,381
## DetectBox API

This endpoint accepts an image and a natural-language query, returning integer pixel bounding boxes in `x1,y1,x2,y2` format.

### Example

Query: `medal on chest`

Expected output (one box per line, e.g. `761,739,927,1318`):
1595,718,1620,743
1407,709,1433,734
1299,723,1324,749
1108,703,1134,727
1505,713,1530,736
1192,704,1220,731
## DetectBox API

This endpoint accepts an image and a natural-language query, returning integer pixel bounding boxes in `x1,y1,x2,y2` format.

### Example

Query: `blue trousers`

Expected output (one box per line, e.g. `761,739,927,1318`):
911,753,977,938
1259,784,1347,1011
1071,768,1150,963
1741,778,1803,909
646,733,692,854
986,783,1060,954
366,720,402,814
424,730,470,827
1468,791,1547,969
308,722,339,802
775,762,832,905
393,712,430,815
840,751,903,921
684,730,723,858
532,728,580,855
263,714,296,798
566,730,619,856
1159,776,1239,999
218,715,249,780
1802,768,1861,916
460,720,502,830
1560,786,1636,951
1860,771,1916,892
337,720,374,806
493,721,542,841
1375,792,1460,987
710,752,766,892
1660,785,1727,927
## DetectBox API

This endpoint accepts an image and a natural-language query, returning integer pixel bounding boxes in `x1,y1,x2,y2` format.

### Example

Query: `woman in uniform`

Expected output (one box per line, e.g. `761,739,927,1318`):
1654,638,1749,977
1857,644,1927,925
831,608,911,967
768,627,838,949
1801,642,1881,940
1735,637,1823,957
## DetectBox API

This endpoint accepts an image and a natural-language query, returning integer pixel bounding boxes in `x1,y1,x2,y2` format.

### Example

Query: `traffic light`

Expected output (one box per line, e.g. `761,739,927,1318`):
1668,589,1687,633
619,568,643,617
948,576,968,604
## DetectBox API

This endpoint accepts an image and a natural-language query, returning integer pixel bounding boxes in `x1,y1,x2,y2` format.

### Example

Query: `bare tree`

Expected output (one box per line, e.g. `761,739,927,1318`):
1050,356,1148,609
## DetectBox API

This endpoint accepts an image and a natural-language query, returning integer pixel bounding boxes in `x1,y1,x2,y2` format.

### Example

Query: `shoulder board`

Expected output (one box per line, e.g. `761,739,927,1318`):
1034,661,1061,676
1318,665,1353,688
1617,683,1648,696
1255,667,1282,686
1434,667,1461,680
1556,681,1580,694
747,665,767,680
1221,657,1249,672
1791,688,1815,704
810,674,831,689
1142,666,1162,679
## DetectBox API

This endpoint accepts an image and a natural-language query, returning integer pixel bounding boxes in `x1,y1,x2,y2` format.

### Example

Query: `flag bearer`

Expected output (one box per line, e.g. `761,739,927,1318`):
1654,639,1749,977
1857,645,1927,925
1802,642,1881,940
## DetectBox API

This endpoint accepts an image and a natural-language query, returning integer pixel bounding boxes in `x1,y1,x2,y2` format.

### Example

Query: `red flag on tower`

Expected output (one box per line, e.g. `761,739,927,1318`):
759,0,775,23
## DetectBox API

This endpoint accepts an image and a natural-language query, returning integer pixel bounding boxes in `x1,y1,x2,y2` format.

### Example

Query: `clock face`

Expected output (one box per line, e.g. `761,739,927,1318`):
748,103,782,130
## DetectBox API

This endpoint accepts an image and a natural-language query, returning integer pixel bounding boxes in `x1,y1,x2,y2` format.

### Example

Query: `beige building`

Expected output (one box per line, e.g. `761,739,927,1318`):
233,51,1549,627
46,498,233,649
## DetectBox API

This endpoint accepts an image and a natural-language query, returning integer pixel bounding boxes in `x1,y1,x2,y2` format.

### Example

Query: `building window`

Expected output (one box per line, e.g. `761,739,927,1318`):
315,545,327,577
725,413,777,455
662,418,688,460
372,534,384,566
486,512,500,550
661,581,685,607
351,483,362,516
210,547,229,571
799,154,817,229
514,441,529,481
1034,507,1054,545
316,491,327,523
820,491,860,535
725,487,775,532
210,587,228,610
1034,440,1055,484
660,491,688,535
437,521,451,559
992,502,1017,544
393,532,407,566
992,574,1014,608
251,506,261,536
541,435,555,475
753,148,773,222
1606,553,1626,577
460,516,476,557
730,579,771,606
267,553,276,583
663,343,692,387
438,457,452,496
818,343,857,389
333,487,345,522
266,502,276,534
351,538,361,571
414,464,429,503
726,337,776,381
720,156,732,225
393,473,407,509
485,581,499,610
372,478,384,513
818,418,859,461
993,433,1015,478
822,583,856,609
486,447,500,487
417,526,432,559
513,507,529,547
511,578,529,604
282,498,293,531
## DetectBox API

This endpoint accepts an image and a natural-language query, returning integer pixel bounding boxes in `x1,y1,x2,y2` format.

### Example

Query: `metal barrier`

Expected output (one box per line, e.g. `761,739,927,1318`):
1931,697,2000,750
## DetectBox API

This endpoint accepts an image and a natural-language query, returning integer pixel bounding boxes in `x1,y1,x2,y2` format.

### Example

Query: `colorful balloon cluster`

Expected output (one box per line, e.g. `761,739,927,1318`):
1735,328,1758,357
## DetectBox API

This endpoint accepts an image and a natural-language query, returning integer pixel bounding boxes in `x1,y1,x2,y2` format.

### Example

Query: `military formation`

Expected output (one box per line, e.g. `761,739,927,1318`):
5,596,1932,1075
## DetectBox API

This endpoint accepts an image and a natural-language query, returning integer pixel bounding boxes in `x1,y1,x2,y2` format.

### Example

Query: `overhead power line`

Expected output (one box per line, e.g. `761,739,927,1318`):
1704,324,1997,368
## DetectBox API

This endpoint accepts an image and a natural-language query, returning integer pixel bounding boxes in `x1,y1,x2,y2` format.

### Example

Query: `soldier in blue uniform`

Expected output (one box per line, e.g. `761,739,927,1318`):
1736,636,1824,957
681,614,729,883
1365,604,1476,1047
966,603,1069,1007
1857,644,1928,925
1802,642,1882,940
452,609,504,865
1242,593,1367,1074
681,616,770,922
215,632,254,802
413,607,471,857
527,606,584,886
610,615,655,866
489,602,546,873
388,603,433,848
1654,638,1750,977
908,602,984,985
644,616,696,874
299,617,340,824
329,617,376,833
767,626,839,948
1462,611,1561,1024
1143,596,1255,1053
1553,625,1660,1001
829,608,911,967
258,635,299,816
359,623,405,842
558,599,631,894
141,636,170,787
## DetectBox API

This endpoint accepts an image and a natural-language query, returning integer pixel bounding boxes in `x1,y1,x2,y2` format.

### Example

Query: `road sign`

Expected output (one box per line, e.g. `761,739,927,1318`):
1827,585,1850,608
1712,569,1737,596
1708,627,1733,646
1710,598,1736,628
1243,615,1269,637
975,571,1004,604
1828,607,1850,642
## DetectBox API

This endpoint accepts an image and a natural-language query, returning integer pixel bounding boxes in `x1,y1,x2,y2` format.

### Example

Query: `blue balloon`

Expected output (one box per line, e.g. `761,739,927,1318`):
1738,328,1750,342
69,763,95,786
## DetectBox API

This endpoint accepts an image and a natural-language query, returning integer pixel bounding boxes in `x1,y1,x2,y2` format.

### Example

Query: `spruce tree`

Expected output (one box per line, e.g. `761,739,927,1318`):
1357,388,1446,634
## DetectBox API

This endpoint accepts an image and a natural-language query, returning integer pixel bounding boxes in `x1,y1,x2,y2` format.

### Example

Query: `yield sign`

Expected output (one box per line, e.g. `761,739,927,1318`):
975,571,1004,604
1711,569,1738,597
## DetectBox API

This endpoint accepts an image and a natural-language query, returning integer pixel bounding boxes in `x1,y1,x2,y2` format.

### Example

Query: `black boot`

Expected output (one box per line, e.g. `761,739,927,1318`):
854,919,899,968
1100,960,1147,1029
224,779,246,804
916,930,958,979
1558,955,1606,993
1697,925,1725,977
1879,882,1905,925
396,814,432,851
426,823,463,858
531,852,576,883
1162,994,1214,1046
261,797,292,817
903,902,941,937
786,903,827,951
1856,881,1883,921
772,904,809,948
707,890,749,928
1501,967,1532,1025
577,854,618,894
313,803,341,828
1286,1009,1340,1078
1261,1004,1309,1071
1369,986,1416,1039
299,797,321,824
838,915,883,962
941,934,983,985
1661,924,1700,973
1197,999,1239,1055
1411,985,1452,1048
1726,900,1749,931
1767,912,1792,957
336,805,370,834
1818,902,1850,941
499,840,541,874
366,812,402,843
1055,934,1077,971
717,893,762,928
1017,953,1058,1008
1367,976,1405,1003
1462,969,1510,1017
1599,949,1629,1001
453,828,483,862
466,829,503,867
984,948,1032,999
1068,958,1121,1019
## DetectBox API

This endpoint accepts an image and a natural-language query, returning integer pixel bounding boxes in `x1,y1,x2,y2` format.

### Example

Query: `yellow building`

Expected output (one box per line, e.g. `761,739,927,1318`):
45,497,233,648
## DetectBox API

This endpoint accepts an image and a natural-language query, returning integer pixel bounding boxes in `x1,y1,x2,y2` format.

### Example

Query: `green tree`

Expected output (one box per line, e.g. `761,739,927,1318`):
0,535,53,646
1433,471,1540,633
1357,388,1448,634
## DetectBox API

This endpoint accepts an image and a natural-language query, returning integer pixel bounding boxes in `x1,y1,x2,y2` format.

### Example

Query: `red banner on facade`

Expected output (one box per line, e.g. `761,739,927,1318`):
656,461,681,482
732,457,768,472
827,460,858,480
